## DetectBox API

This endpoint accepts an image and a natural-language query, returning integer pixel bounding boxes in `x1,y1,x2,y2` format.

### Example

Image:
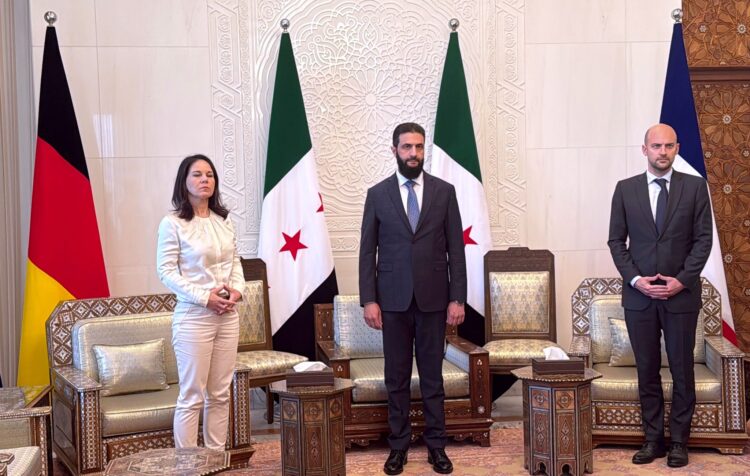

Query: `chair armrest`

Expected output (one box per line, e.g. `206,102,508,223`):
568,336,591,367
444,336,488,373
51,366,102,392
704,335,746,433
0,406,50,421
316,342,352,378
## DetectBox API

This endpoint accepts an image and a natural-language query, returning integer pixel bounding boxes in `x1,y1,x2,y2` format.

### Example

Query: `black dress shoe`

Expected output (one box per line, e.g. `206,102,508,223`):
383,449,408,475
427,448,453,474
667,442,689,468
632,441,666,464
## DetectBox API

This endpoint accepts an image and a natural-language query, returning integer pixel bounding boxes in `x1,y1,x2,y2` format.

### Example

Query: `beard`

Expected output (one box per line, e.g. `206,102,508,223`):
396,154,424,180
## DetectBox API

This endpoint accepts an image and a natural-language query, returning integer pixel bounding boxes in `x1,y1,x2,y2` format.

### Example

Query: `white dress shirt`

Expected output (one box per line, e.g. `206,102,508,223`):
157,211,245,317
396,170,424,213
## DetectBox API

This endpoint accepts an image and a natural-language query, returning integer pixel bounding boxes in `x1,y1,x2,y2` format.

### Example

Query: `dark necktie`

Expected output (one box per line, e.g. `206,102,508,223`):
655,178,668,235
405,180,419,232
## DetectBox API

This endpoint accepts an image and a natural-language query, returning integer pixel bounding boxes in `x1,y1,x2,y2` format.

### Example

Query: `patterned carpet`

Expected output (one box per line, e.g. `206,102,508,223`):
229,427,750,475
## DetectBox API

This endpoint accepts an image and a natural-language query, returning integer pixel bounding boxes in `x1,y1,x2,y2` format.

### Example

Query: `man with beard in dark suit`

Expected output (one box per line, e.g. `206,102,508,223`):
359,122,467,475
608,123,712,468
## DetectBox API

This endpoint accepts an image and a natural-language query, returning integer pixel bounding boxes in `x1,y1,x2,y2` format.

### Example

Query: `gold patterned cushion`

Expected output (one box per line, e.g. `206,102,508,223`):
235,350,308,377
236,280,266,346
588,295,706,364
489,271,550,334
591,363,721,402
1,447,41,476
73,312,179,384
483,338,563,366
608,317,705,367
101,385,182,437
349,358,469,403
333,295,384,358
93,339,169,397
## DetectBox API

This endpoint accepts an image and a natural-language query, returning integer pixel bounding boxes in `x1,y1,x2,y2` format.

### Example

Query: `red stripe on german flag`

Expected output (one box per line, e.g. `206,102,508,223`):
18,26,108,386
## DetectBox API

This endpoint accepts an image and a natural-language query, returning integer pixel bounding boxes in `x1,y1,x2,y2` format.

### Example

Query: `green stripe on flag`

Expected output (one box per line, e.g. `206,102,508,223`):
434,32,482,182
264,32,312,196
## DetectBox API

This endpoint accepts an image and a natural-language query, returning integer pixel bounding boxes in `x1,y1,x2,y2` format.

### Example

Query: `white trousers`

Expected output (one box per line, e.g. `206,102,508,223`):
172,312,239,450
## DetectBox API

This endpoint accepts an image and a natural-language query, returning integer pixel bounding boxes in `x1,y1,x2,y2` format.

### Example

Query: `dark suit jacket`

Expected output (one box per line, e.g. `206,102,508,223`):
608,170,712,312
359,172,467,312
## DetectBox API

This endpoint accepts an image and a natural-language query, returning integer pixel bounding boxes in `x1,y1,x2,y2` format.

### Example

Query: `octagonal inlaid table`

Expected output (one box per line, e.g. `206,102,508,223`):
104,447,229,476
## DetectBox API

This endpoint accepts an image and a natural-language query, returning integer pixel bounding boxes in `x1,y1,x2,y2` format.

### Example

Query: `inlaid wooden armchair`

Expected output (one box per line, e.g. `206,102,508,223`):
0,393,50,476
483,248,564,378
314,295,492,447
569,277,748,454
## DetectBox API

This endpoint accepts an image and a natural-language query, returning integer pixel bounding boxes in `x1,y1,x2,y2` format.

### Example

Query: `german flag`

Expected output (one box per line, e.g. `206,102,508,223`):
17,25,109,386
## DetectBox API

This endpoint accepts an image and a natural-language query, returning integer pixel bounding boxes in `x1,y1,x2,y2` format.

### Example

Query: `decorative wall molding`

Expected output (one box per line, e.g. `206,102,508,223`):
210,0,526,259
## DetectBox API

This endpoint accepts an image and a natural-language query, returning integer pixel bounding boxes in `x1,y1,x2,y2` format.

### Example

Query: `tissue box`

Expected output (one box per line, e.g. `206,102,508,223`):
531,357,585,376
286,367,334,388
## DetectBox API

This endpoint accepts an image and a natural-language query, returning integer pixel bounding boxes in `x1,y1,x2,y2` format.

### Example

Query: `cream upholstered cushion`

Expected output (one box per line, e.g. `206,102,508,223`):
608,317,705,367
333,295,383,358
236,280,267,346
589,295,706,364
488,271,550,334
591,363,721,402
483,338,564,366
93,338,169,397
73,312,179,384
349,358,469,403
235,350,308,377
100,385,182,437
1,447,41,476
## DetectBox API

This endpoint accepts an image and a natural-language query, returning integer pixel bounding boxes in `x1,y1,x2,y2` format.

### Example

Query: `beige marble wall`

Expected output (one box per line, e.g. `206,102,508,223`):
25,0,681,351
524,0,678,348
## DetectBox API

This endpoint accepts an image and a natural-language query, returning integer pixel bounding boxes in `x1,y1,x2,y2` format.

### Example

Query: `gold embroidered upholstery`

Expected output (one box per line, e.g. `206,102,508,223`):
588,295,624,364
589,296,706,365
483,339,563,366
349,358,469,403
334,295,384,358
1,447,41,476
235,350,308,377
100,385,181,437
489,271,550,334
93,339,169,396
237,280,266,346
591,363,721,403
73,312,179,384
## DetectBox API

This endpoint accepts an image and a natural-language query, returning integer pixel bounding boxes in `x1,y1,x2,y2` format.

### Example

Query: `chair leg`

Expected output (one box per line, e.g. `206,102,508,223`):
266,386,274,424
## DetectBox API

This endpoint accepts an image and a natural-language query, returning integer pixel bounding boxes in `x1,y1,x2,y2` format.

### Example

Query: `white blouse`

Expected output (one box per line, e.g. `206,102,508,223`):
156,212,245,315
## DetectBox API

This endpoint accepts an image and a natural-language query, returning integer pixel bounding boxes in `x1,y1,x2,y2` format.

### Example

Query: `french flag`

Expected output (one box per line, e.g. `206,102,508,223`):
660,21,737,345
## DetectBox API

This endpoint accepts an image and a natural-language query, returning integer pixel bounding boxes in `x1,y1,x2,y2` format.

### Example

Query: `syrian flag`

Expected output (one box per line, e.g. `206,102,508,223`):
660,21,737,345
258,29,337,360
18,24,109,385
432,28,492,345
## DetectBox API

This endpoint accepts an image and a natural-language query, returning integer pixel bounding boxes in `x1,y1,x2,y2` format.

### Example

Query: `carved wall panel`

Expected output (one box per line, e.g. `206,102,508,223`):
684,0,750,351
684,0,750,67
207,0,525,258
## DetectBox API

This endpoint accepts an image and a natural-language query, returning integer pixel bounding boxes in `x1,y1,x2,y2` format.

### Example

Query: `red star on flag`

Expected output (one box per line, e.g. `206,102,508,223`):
279,230,308,260
463,226,478,246
317,192,324,213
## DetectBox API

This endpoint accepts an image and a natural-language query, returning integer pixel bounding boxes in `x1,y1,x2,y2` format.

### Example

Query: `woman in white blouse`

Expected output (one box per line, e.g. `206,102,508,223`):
156,154,245,450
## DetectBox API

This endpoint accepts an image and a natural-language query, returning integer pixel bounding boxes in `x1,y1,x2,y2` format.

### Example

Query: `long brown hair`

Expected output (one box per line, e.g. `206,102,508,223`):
171,154,229,220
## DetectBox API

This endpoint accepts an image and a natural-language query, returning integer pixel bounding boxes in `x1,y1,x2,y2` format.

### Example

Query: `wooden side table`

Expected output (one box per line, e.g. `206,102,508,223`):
270,378,353,476
511,366,601,476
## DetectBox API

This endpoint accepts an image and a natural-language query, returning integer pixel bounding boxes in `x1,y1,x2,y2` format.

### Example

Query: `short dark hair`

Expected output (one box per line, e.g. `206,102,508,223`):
392,122,425,147
171,154,229,220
